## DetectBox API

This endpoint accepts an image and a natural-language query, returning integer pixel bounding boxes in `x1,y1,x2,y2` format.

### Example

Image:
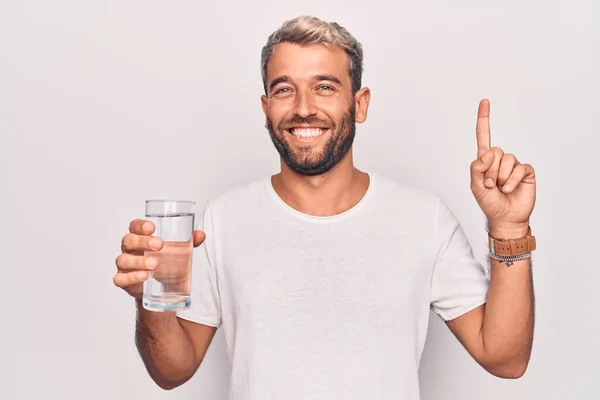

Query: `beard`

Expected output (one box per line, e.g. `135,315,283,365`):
266,104,356,176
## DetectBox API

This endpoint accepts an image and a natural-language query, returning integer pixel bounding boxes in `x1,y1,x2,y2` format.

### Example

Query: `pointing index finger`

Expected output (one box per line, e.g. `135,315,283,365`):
476,99,491,158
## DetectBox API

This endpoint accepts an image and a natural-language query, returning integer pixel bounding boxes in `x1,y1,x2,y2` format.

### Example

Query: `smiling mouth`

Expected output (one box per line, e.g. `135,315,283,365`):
287,127,329,138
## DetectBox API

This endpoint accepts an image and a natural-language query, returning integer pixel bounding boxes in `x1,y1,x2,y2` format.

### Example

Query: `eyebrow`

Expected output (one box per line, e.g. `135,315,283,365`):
269,75,291,92
314,75,342,85
268,75,343,92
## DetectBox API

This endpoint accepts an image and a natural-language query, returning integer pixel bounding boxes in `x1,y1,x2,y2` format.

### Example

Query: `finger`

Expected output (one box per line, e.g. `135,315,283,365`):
129,219,155,235
483,147,504,188
113,270,149,289
116,253,159,271
121,233,163,253
193,230,206,248
503,163,536,193
497,153,518,187
476,99,491,158
470,150,495,193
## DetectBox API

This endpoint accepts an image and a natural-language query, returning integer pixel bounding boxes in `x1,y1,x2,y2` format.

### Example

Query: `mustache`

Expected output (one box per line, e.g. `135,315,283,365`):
278,115,333,130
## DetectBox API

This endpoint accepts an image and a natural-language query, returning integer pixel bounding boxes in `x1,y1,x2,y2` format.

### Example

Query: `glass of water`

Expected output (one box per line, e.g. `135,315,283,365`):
142,199,195,312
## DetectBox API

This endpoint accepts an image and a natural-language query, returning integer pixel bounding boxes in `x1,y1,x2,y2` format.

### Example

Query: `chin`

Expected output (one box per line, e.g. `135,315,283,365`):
284,157,337,176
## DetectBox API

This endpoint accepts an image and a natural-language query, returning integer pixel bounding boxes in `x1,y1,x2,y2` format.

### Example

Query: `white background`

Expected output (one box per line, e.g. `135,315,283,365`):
1,0,598,399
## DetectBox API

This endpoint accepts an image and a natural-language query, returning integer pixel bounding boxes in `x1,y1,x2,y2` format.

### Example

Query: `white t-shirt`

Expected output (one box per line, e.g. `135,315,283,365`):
177,172,489,400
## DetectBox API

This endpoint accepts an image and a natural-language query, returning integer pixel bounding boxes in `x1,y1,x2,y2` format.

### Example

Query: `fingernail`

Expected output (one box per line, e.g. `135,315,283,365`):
503,184,512,192
143,222,153,233
138,271,148,280
485,178,495,188
149,238,162,249
145,257,158,269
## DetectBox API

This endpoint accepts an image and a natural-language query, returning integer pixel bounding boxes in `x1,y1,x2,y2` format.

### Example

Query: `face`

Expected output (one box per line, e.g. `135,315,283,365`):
261,42,370,176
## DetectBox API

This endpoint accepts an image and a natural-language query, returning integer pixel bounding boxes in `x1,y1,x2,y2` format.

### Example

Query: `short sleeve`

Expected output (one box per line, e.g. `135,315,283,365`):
176,204,222,328
430,198,489,321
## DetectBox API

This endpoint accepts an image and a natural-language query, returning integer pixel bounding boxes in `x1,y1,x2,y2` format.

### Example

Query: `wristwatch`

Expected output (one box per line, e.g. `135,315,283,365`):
488,226,536,257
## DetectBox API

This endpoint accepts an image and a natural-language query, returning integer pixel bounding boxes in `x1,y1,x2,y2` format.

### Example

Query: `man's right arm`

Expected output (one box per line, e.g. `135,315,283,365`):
114,219,217,390
135,302,217,390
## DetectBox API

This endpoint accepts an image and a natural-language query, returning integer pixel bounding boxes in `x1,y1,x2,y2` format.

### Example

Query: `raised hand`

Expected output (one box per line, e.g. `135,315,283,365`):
114,219,206,299
469,99,536,237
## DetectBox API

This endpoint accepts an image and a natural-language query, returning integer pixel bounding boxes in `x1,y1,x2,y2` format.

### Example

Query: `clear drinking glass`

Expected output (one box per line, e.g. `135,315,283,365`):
142,200,195,312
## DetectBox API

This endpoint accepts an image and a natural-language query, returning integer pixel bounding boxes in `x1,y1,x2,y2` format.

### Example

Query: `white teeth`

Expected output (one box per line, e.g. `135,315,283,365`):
290,128,325,138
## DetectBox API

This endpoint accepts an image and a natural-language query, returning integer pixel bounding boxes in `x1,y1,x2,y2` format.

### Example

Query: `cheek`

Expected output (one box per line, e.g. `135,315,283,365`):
318,98,351,121
267,104,291,126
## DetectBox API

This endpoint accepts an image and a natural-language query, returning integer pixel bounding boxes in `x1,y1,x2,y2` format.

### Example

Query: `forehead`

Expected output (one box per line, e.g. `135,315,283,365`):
267,42,350,84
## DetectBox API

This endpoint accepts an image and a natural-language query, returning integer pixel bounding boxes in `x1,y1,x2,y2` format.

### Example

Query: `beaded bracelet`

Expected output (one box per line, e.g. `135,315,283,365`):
488,251,532,267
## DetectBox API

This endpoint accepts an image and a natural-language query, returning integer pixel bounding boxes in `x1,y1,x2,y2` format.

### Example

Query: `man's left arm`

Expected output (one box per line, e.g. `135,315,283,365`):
447,99,537,379
446,237,534,378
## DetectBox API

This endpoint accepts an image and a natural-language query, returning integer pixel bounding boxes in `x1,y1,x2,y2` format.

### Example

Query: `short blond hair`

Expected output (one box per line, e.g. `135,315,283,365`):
261,15,364,95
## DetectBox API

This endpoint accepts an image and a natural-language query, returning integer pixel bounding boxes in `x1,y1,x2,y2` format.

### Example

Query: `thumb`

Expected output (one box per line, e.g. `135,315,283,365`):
470,150,494,193
193,230,207,247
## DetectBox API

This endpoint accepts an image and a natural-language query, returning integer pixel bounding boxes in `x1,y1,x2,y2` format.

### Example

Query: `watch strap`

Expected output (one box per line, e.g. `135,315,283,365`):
488,227,536,257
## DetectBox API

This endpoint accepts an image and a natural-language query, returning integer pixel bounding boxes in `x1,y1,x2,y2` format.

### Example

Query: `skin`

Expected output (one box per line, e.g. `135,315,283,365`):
113,42,536,389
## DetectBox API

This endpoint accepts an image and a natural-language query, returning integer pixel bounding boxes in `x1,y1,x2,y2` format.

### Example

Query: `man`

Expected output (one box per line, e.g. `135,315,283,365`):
114,15,536,399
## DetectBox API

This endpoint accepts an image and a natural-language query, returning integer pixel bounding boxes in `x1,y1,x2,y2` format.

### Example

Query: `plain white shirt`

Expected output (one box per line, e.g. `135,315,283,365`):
177,172,489,400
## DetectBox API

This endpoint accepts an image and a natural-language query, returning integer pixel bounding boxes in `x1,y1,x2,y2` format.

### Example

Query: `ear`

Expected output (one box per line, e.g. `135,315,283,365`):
261,95,268,129
354,87,371,123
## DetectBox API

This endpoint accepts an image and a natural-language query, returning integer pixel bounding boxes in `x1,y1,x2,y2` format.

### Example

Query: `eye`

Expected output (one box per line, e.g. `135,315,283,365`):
274,87,291,95
318,85,334,91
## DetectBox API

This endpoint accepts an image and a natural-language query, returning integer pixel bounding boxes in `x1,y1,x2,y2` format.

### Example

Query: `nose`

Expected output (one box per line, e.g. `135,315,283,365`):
293,90,318,118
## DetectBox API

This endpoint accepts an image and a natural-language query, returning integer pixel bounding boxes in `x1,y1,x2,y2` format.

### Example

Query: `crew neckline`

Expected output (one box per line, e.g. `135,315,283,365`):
265,172,376,223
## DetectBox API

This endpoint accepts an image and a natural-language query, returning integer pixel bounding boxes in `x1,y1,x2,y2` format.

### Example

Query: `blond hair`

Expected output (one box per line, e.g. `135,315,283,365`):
261,15,364,95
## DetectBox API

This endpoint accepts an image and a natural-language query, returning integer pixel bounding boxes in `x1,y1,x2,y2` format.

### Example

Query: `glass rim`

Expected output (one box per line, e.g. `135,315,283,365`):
145,199,195,205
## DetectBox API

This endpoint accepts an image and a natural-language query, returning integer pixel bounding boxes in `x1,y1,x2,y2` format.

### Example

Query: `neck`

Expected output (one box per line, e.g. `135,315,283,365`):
271,150,370,217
